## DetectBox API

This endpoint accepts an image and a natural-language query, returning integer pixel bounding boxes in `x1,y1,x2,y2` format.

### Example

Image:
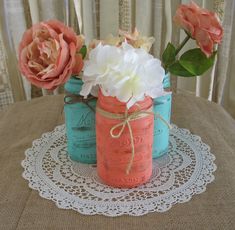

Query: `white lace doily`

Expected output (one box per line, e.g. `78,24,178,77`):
22,124,216,216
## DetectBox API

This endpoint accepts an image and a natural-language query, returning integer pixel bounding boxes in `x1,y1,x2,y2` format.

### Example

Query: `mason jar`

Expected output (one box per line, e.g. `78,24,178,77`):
153,73,172,158
64,76,97,163
96,90,154,188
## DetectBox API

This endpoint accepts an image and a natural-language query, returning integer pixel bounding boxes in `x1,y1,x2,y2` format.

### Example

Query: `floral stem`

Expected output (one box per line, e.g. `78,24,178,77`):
175,34,191,56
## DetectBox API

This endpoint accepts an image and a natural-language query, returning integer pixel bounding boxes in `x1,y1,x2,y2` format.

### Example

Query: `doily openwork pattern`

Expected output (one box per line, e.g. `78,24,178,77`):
22,124,216,216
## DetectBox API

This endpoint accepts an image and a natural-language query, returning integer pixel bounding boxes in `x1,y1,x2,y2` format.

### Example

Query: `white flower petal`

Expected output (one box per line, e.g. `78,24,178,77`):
90,85,99,97
82,42,166,107
80,82,94,97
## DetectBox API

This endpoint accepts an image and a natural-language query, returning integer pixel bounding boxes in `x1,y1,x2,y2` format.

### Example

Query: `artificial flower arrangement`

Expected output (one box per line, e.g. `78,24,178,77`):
163,1,223,76
18,20,85,90
18,1,223,188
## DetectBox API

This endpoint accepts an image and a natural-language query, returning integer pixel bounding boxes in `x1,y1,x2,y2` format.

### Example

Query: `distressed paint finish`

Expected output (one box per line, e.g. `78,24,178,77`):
96,91,153,188
153,74,172,158
64,77,97,163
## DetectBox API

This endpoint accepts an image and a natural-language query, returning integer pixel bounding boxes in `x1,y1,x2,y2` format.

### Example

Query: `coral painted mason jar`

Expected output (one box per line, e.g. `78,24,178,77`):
64,77,97,163
96,91,154,188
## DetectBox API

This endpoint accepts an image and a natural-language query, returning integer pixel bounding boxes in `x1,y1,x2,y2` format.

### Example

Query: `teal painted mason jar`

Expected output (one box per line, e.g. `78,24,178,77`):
64,77,97,163
153,74,172,158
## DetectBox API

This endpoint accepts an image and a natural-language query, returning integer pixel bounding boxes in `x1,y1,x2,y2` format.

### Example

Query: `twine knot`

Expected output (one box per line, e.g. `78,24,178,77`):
109,109,154,174
97,106,172,175
64,91,96,112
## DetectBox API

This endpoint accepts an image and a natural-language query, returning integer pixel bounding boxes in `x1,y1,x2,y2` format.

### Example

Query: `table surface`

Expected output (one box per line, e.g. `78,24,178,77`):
0,92,235,230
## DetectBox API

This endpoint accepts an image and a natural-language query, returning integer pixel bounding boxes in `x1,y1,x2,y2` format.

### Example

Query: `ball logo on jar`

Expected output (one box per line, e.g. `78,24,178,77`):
72,111,95,131
119,135,143,147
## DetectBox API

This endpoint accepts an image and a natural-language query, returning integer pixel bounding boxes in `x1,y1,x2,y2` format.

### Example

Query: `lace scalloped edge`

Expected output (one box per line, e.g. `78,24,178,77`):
21,124,217,217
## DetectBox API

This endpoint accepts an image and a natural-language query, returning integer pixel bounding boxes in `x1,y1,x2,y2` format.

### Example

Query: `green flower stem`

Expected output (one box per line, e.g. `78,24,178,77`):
175,34,191,56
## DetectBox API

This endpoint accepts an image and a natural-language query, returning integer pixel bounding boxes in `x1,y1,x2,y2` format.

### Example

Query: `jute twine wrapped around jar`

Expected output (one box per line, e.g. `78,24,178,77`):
96,91,154,188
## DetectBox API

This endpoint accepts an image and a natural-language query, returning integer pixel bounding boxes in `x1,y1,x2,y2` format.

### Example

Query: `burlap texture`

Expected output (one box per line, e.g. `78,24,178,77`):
0,93,235,230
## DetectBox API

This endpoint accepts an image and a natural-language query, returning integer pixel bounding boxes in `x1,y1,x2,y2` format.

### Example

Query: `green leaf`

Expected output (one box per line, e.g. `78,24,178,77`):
79,45,87,59
162,43,176,67
179,48,216,76
168,61,197,77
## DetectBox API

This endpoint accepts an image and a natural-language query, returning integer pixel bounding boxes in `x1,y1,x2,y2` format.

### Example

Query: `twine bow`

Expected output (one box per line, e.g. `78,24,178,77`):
97,106,172,175
64,90,96,112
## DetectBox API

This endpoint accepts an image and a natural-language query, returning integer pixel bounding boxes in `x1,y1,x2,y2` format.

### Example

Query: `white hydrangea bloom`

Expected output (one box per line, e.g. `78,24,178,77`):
80,42,166,108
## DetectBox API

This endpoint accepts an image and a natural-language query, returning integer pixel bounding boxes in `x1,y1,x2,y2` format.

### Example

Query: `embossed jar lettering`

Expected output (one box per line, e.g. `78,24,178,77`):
64,77,97,163
153,73,172,158
96,91,154,188
119,135,143,147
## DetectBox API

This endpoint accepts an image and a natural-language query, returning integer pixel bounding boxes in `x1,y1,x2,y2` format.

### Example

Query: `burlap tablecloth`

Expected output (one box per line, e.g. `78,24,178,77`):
0,92,235,230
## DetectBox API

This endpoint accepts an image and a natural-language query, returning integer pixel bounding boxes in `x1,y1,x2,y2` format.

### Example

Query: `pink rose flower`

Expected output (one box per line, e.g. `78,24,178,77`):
174,1,223,57
19,20,84,90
